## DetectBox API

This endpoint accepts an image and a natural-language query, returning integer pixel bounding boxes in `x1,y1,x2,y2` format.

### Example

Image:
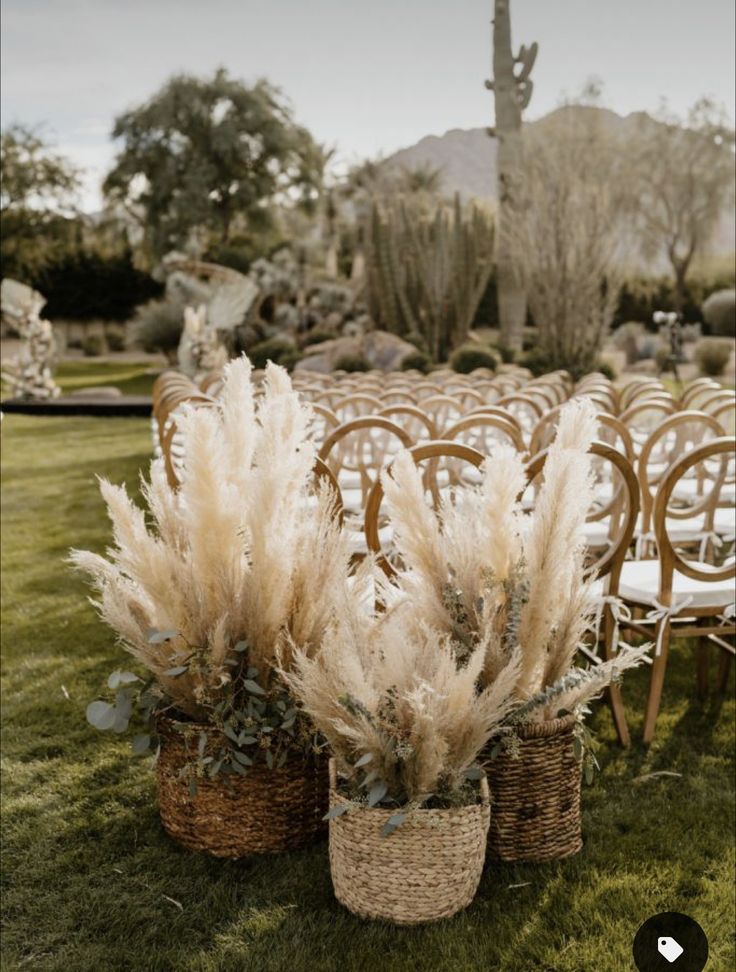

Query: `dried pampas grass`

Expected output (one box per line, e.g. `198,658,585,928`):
281,605,521,805
70,355,353,720
379,399,648,721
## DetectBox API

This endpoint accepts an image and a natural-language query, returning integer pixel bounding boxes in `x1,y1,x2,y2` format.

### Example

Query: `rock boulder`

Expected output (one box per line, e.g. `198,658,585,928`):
295,330,417,373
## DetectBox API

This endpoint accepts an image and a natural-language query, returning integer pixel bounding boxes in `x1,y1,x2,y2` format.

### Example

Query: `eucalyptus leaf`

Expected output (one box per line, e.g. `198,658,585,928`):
323,804,349,821
224,725,240,744
163,665,189,677
232,751,253,766
464,766,484,781
367,781,388,807
132,735,151,755
243,679,266,696
112,708,131,733
107,671,140,689
265,749,274,769
573,737,584,761
148,629,179,644
354,752,373,769
584,761,595,785
234,641,249,654
86,700,116,731
188,777,197,798
380,813,407,838
238,734,257,746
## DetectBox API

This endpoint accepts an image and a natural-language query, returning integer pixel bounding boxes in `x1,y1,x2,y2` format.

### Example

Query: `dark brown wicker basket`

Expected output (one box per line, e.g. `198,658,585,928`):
156,716,328,858
485,714,582,863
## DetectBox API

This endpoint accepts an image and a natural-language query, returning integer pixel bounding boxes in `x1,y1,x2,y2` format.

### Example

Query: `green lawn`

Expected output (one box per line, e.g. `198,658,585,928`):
1,414,734,972
55,360,161,397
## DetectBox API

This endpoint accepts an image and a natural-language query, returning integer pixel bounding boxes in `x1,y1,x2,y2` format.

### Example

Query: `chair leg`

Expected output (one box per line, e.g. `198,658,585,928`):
607,684,631,748
643,620,671,745
717,650,734,694
602,610,630,747
696,639,710,700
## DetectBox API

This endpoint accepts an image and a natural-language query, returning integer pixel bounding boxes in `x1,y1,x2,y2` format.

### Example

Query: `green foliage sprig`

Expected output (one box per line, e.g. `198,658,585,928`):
86,630,318,791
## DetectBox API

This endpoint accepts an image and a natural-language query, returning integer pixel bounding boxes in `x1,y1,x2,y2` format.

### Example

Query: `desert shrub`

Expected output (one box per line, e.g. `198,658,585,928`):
637,338,657,361
612,322,644,365
33,249,163,322
400,350,431,373
204,242,252,275
702,289,736,337
680,323,702,343
492,343,516,364
81,334,104,357
302,326,337,348
134,298,184,362
654,345,673,373
248,337,298,370
277,348,304,372
595,361,616,381
333,353,370,373
522,328,539,352
404,330,430,354
695,338,732,377
519,346,556,377
450,344,497,374
105,325,127,352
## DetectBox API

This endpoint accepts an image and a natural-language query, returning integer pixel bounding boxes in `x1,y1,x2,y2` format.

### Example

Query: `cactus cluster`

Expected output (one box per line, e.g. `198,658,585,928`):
364,194,495,362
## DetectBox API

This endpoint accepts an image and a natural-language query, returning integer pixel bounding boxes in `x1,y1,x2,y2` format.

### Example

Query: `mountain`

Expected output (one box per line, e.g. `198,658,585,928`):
380,106,735,254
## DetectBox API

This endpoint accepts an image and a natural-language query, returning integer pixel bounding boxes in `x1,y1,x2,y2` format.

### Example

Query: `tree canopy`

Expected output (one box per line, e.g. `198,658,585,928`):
629,98,735,309
1,125,82,280
103,68,329,261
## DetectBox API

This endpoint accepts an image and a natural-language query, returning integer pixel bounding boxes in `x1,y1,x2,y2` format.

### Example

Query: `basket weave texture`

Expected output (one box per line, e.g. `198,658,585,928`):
485,714,582,863
156,716,328,857
327,760,490,925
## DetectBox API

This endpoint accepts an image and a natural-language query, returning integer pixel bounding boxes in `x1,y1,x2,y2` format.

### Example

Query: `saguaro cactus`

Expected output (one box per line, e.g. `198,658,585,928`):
485,0,537,352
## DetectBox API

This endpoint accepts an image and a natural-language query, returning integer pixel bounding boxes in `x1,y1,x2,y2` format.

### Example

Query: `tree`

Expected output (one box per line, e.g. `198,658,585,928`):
1,125,81,280
508,109,628,376
103,69,328,261
630,98,735,312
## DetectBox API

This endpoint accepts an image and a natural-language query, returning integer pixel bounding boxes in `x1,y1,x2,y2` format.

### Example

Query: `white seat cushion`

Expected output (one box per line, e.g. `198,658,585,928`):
340,486,365,514
634,507,735,543
344,522,393,556
617,558,734,609
673,478,736,506
583,520,613,547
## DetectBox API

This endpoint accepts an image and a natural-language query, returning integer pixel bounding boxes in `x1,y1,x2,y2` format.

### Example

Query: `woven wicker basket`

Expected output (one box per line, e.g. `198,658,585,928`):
327,760,490,925
156,716,328,857
485,714,582,863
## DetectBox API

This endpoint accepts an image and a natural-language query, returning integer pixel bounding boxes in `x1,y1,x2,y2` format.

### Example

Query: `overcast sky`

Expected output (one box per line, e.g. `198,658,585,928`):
2,0,734,210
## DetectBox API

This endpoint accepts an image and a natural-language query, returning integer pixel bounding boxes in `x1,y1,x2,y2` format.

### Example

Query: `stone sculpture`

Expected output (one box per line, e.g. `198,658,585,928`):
1,279,61,401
